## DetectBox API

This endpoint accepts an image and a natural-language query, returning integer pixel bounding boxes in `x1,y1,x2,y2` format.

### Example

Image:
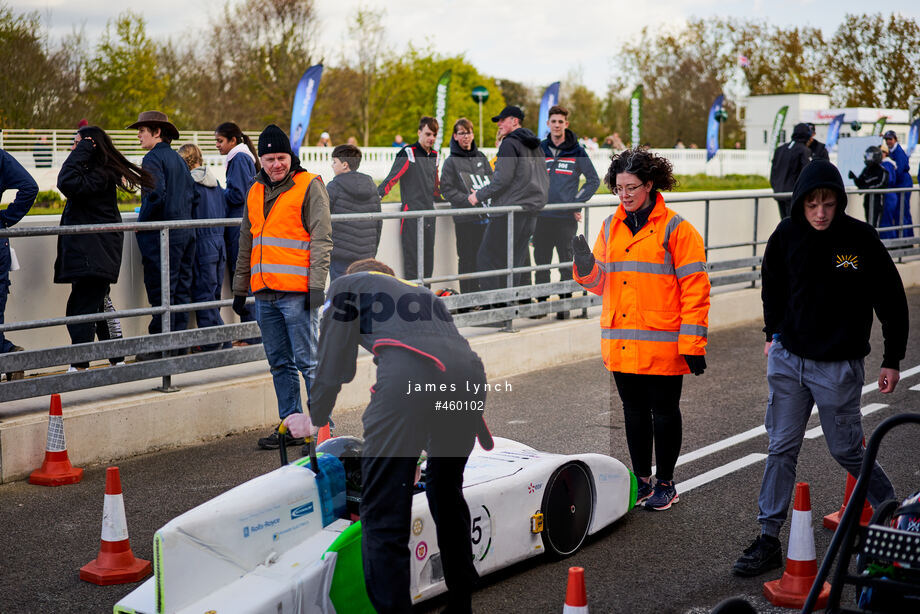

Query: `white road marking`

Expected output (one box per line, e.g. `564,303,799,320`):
669,363,920,492
804,403,888,439
677,454,767,494
507,419,529,425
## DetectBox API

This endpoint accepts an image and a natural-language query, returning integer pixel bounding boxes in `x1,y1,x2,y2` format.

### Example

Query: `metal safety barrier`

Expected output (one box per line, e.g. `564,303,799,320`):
1,187,918,403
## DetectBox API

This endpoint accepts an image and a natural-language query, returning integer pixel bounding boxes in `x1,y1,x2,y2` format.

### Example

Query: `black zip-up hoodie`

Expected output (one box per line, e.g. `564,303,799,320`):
474,127,548,212
761,160,908,368
439,136,493,224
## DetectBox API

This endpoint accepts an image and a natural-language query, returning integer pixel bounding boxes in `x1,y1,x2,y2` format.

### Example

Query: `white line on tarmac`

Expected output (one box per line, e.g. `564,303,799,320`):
668,363,920,492
678,453,767,494
672,364,920,469
803,403,888,439
911,384,920,392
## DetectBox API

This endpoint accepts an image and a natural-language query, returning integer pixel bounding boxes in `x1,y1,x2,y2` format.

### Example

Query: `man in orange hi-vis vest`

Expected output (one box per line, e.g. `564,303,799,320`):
232,124,332,450
572,148,710,512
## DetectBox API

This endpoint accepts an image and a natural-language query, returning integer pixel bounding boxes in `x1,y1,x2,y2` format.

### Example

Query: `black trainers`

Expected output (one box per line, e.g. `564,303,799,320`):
732,534,783,577
644,479,679,510
257,429,305,450
635,478,654,506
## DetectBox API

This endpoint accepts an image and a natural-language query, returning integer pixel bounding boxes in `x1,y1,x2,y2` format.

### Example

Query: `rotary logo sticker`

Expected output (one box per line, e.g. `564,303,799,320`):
415,541,428,560
412,517,424,536
835,254,858,270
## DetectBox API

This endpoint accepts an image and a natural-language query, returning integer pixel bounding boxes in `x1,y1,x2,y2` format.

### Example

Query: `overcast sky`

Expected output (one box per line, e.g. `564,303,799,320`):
13,1,920,95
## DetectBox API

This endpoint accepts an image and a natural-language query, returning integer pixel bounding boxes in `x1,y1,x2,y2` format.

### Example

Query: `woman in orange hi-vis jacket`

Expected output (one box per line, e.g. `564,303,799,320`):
572,148,710,511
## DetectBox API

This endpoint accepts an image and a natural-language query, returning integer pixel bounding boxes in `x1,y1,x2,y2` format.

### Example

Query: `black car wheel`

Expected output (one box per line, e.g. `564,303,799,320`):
541,462,594,557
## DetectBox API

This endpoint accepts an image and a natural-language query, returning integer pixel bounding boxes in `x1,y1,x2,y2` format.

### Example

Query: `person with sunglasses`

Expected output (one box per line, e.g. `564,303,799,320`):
571,148,710,511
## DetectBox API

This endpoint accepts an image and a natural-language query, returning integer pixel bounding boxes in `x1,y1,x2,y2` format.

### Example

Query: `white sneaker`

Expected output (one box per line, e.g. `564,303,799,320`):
67,366,80,373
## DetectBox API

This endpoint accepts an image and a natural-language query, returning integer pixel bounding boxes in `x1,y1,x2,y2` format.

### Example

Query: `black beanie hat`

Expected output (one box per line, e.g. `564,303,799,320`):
258,124,292,156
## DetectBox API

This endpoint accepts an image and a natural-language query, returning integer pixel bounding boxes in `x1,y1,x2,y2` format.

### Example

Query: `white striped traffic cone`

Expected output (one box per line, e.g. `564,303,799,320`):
80,467,151,585
563,566,588,613
763,482,830,609
28,394,83,486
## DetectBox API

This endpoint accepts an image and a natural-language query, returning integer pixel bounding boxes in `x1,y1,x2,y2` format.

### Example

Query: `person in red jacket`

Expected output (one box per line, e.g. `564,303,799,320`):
572,148,710,511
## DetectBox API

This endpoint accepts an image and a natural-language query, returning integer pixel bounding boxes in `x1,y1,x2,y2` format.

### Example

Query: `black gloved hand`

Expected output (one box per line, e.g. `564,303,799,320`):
848,170,857,180
683,354,706,376
571,234,595,277
307,289,325,310
232,295,248,317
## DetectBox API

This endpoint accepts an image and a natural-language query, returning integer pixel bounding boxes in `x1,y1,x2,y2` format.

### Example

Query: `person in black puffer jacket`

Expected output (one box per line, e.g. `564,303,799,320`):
439,118,493,294
328,144,382,280
55,126,154,369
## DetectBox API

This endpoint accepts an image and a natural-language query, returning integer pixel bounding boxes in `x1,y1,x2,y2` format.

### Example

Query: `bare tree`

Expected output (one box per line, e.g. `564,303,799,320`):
347,6,388,146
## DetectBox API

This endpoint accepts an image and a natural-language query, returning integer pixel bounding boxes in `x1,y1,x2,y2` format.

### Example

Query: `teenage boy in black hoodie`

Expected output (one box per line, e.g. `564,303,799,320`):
468,105,549,292
534,105,599,318
733,160,908,577
440,118,493,294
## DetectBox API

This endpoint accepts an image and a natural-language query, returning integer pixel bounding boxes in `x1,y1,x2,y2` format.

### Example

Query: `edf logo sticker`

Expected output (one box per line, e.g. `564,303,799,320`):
415,541,428,560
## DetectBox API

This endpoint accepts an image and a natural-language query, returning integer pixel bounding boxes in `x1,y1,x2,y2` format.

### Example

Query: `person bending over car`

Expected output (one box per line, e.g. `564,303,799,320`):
284,258,492,614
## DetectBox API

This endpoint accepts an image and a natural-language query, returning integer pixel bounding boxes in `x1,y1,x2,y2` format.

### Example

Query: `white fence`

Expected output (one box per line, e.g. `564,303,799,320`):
2,128,776,197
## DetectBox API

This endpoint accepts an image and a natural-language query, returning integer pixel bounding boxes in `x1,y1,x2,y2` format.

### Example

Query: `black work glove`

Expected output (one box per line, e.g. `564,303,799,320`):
683,354,706,376
307,289,325,310
848,170,857,181
232,295,248,317
571,234,595,277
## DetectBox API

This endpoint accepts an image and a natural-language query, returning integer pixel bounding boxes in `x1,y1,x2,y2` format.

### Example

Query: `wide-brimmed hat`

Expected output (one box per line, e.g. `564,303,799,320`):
127,111,180,140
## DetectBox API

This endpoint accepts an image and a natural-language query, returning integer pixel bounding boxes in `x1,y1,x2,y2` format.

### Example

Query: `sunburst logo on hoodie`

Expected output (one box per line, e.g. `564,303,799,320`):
835,254,858,270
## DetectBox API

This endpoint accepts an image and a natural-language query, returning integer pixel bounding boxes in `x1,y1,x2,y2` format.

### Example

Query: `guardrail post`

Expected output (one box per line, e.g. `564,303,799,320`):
501,210,515,332
416,216,424,284
751,197,759,288
156,227,179,393
704,199,711,258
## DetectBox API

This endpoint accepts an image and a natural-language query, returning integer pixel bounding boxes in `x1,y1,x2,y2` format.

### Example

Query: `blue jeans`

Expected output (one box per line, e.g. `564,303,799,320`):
254,293,319,420
757,339,895,537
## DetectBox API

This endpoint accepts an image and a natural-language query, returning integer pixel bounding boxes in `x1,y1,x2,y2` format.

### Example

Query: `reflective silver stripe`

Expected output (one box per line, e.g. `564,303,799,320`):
675,261,707,278
583,275,605,291
601,328,679,342
251,263,309,276
680,324,708,338
253,236,311,251
603,214,615,243
580,267,604,288
662,214,685,248
606,261,675,275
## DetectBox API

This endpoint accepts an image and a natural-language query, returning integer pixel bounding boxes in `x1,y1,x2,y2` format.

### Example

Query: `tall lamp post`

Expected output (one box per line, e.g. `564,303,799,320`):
471,86,489,145
714,108,728,177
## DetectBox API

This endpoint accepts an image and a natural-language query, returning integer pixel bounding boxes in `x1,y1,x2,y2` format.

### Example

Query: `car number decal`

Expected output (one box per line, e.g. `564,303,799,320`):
471,505,492,561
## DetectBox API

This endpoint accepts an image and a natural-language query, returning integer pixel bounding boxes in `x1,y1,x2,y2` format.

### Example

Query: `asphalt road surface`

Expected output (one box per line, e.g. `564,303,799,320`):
2,287,919,614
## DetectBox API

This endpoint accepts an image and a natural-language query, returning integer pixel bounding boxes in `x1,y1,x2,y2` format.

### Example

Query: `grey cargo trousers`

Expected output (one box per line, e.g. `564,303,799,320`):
757,339,896,537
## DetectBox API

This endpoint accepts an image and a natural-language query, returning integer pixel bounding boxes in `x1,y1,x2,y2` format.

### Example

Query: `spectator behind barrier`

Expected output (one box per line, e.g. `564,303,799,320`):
55,126,153,370
178,143,228,351
327,143,382,281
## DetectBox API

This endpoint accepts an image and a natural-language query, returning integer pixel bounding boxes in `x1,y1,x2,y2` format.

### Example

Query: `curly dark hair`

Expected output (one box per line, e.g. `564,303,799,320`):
604,148,677,193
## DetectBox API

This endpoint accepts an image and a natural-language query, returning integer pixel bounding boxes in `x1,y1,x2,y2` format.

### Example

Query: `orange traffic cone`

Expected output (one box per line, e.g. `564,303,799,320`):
28,394,83,486
317,423,332,444
80,467,151,585
563,566,588,613
823,472,873,531
764,482,831,609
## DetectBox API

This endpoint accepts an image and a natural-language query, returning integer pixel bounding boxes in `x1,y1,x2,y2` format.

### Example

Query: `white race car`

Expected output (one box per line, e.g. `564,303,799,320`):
115,436,635,613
